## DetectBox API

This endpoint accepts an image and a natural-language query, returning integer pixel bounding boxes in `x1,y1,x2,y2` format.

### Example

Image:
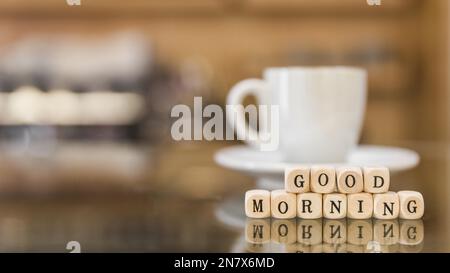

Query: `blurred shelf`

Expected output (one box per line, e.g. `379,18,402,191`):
0,0,421,18
242,0,421,15
0,0,228,17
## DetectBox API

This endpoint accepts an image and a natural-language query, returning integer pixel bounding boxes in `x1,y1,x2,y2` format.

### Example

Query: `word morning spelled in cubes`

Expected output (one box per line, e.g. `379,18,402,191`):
245,166,424,220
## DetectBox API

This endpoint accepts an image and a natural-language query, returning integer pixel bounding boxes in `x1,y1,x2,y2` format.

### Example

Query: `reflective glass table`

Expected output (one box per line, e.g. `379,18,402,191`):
0,141,448,252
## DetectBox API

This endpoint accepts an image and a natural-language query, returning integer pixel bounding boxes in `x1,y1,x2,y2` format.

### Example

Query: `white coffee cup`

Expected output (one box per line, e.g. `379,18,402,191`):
227,66,367,163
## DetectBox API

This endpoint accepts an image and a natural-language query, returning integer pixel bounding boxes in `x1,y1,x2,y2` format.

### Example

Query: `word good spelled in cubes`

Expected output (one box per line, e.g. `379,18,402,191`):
245,165,424,220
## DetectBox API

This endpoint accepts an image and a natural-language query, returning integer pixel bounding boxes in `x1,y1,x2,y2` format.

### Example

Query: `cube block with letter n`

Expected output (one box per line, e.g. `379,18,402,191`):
373,192,400,219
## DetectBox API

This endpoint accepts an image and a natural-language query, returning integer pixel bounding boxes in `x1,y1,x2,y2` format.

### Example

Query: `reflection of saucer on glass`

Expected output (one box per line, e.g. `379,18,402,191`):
214,145,420,179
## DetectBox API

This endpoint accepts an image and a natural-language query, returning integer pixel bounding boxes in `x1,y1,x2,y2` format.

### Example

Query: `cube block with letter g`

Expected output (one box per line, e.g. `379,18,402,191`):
285,166,310,193
398,191,424,219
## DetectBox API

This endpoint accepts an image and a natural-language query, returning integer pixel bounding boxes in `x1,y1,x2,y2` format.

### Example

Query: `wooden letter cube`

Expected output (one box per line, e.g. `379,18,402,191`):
271,190,297,219
285,166,310,193
347,193,373,219
297,193,323,219
398,191,424,219
337,166,363,193
245,190,271,218
373,192,399,219
323,193,347,219
311,165,336,193
363,166,390,193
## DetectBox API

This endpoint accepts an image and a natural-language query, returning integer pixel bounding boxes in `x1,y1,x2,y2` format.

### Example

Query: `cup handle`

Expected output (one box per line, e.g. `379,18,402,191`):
226,79,269,148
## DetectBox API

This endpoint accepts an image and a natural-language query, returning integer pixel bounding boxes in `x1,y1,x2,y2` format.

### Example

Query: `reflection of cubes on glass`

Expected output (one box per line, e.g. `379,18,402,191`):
322,243,347,253
323,219,347,245
245,190,271,218
347,219,373,246
336,166,363,194
363,166,390,193
296,219,322,246
297,193,322,219
399,220,424,246
398,191,424,219
323,193,347,219
284,166,310,193
245,218,270,244
310,166,336,194
270,190,297,219
347,193,373,219
373,192,399,219
285,243,323,253
373,219,399,246
271,219,296,244
346,244,365,253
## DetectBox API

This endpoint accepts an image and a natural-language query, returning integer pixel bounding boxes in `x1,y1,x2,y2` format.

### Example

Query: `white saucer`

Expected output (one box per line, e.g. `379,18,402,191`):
214,145,420,178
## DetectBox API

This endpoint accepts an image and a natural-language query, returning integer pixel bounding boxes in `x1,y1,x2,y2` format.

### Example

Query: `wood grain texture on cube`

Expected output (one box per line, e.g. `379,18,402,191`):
297,193,322,219
323,193,347,219
285,166,310,193
337,166,363,193
271,219,297,244
296,219,323,245
245,218,271,244
347,193,373,219
245,189,271,218
363,166,390,193
398,191,424,219
373,191,399,219
271,190,297,219
310,166,336,193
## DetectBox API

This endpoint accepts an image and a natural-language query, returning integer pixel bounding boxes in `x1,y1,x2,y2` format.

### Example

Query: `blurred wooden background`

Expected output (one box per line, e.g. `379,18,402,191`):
0,0,448,145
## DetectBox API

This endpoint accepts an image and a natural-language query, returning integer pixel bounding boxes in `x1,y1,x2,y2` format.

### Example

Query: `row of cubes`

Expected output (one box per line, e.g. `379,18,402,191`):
245,190,424,220
285,166,390,194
